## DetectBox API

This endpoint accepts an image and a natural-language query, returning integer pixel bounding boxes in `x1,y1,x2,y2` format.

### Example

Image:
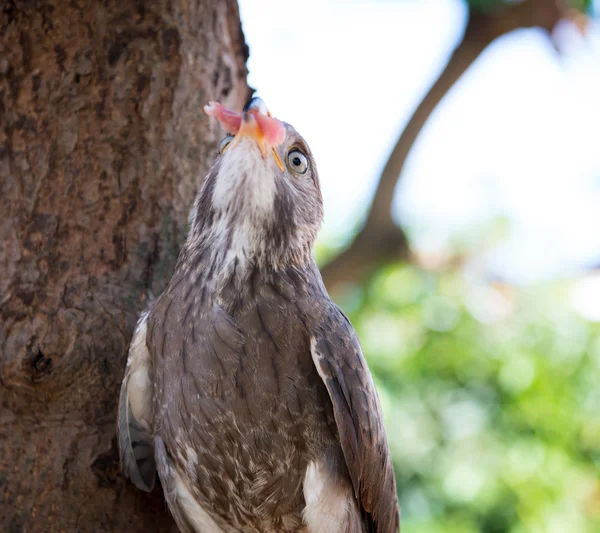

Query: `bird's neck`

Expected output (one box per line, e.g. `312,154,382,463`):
177,218,313,298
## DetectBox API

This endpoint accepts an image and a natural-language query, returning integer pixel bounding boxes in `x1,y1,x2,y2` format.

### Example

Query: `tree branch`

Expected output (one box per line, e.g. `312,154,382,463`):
320,0,567,291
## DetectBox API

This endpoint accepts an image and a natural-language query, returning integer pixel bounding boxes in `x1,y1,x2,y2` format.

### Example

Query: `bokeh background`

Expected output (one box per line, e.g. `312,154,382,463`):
239,1,600,531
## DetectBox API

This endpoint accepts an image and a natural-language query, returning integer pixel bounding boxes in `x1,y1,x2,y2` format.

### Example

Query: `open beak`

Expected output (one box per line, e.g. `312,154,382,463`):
205,97,286,171
236,113,268,155
233,98,285,172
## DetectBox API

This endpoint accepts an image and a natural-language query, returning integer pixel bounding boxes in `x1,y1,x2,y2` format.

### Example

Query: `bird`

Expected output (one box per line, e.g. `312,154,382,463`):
118,96,400,533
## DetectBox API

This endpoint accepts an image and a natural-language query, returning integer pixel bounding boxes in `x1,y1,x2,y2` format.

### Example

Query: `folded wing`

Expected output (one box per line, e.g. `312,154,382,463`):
309,305,400,533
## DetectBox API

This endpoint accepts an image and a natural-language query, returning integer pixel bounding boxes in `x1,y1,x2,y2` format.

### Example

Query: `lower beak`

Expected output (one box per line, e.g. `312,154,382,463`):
234,114,285,172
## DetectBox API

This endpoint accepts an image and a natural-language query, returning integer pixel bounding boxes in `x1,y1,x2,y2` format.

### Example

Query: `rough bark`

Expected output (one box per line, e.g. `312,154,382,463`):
320,0,569,292
0,1,250,531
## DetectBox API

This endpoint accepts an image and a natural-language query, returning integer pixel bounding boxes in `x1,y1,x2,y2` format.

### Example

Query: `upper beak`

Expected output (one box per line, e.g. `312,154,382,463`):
233,98,285,172
243,96,269,115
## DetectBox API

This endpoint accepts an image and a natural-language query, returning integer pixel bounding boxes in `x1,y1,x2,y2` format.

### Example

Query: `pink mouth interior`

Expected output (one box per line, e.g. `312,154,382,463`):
204,101,286,147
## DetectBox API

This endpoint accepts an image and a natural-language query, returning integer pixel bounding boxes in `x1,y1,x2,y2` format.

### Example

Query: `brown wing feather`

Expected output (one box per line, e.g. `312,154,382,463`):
310,305,400,533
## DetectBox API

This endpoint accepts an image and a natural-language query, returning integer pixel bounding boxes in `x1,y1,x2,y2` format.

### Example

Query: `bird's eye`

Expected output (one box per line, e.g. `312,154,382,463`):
286,149,308,175
219,135,234,154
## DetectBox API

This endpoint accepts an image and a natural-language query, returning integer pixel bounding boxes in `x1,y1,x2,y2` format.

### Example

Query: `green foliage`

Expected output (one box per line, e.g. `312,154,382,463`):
576,0,595,13
467,0,504,14
466,0,594,14
336,263,600,533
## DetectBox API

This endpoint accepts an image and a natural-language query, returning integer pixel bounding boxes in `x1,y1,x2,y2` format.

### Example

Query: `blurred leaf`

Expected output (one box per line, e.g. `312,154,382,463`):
466,0,594,14
336,261,600,532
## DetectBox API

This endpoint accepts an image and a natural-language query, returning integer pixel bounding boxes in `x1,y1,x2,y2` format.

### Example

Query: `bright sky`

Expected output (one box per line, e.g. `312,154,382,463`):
238,0,600,283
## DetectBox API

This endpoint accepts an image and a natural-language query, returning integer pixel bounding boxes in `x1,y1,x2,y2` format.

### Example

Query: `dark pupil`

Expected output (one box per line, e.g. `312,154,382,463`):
292,156,302,167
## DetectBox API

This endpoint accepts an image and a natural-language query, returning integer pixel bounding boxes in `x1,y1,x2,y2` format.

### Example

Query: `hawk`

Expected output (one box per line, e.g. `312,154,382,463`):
118,97,400,533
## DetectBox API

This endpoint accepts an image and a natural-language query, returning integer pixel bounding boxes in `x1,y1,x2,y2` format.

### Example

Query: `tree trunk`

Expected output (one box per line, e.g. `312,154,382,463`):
0,1,250,531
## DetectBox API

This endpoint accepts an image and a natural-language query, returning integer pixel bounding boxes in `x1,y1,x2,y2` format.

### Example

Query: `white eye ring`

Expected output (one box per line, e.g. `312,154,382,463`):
286,149,308,175
219,135,234,154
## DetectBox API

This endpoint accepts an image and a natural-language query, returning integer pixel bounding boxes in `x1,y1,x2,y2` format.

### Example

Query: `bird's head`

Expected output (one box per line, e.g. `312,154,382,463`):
189,97,323,272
